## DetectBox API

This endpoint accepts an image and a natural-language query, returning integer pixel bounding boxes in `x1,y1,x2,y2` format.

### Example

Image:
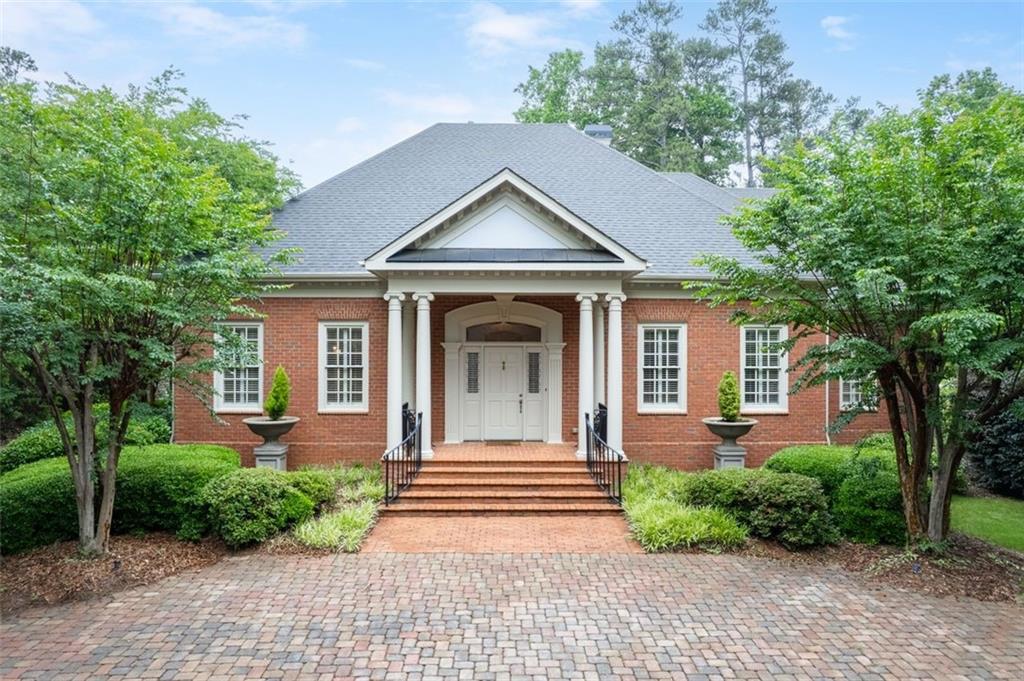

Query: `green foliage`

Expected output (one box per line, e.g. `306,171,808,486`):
0,66,299,550
0,445,240,554
834,459,906,545
626,499,747,552
717,371,741,421
286,469,337,510
765,445,857,499
966,409,1024,499
692,80,1024,541
200,468,314,548
0,357,49,442
0,402,172,473
292,501,378,552
514,50,596,126
951,494,1024,552
624,464,837,548
264,366,292,420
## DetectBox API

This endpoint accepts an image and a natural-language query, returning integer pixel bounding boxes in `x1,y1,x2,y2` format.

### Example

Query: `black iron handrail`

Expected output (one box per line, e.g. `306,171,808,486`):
585,411,627,505
382,406,422,506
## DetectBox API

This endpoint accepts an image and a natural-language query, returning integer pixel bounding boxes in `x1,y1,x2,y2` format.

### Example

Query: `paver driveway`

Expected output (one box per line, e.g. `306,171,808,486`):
2,553,1021,680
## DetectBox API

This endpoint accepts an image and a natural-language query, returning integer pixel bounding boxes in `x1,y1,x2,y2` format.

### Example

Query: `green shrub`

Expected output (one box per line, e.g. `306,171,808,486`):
717,371,741,422
834,459,906,544
682,468,838,548
293,501,378,551
264,366,291,421
626,498,748,552
0,444,240,554
287,469,337,510
201,468,314,548
623,464,694,505
0,402,172,474
329,464,385,503
966,409,1024,499
765,445,856,499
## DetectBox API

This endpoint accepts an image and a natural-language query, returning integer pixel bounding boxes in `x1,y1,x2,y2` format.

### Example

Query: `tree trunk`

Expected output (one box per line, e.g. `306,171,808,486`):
927,442,963,543
68,399,103,554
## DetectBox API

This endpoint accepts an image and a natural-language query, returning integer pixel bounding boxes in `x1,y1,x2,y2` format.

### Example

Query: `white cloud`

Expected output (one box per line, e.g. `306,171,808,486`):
956,32,1000,46
944,56,992,72
334,116,365,133
378,89,476,118
344,58,385,71
820,15,856,51
152,1,307,48
464,2,564,56
561,0,602,17
1,0,102,42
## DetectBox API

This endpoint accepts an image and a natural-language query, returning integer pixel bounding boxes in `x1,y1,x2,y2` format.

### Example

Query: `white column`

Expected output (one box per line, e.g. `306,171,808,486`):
401,300,415,408
413,292,434,457
576,294,597,457
606,294,626,452
384,292,405,450
594,302,606,407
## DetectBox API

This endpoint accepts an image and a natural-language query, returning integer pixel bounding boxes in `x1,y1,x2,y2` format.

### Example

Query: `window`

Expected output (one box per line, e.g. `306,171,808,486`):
466,322,542,342
466,351,480,394
637,324,687,413
214,323,263,412
527,351,541,394
741,325,788,412
840,377,878,411
319,322,369,412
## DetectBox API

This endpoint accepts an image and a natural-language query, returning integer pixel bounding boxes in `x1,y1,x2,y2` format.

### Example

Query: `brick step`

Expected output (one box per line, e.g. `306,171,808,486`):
381,502,621,516
425,459,583,468
418,466,591,477
408,481,600,492
400,490,608,502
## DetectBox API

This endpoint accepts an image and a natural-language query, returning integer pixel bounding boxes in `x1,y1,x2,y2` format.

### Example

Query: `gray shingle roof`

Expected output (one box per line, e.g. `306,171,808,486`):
272,123,761,278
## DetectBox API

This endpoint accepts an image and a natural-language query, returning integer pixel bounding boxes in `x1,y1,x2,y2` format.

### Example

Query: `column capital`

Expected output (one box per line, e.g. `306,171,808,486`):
605,293,627,305
384,292,406,304
412,292,435,303
576,293,598,305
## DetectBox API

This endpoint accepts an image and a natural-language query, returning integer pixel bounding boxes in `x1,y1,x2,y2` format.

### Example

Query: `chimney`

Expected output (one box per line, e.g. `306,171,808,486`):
583,124,613,146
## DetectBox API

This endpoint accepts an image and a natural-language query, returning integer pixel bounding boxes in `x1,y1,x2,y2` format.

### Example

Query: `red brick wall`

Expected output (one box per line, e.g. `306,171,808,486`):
174,295,887,469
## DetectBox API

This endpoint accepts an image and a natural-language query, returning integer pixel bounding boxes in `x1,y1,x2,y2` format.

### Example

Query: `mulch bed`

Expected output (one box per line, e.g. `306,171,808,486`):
741,533,1024,604
1,534,228,616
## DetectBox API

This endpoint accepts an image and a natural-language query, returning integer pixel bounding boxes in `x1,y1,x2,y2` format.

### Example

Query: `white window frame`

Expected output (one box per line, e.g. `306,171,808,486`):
318,321,369,414
740,325,789,414
213,322,264,414
637,323,687,414
839,377,878,412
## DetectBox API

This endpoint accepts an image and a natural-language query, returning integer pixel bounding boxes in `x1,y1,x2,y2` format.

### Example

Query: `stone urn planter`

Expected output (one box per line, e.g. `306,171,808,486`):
243,416,299,471
702,417,758,469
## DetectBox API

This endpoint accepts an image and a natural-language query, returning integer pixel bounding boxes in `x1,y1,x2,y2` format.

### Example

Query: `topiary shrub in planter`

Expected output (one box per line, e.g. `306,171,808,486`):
0,444,240,554
966,409,1024,499
702,372,757,468
264,366,291,421
200,468,314,548
833,458,906,544
718,371,741,422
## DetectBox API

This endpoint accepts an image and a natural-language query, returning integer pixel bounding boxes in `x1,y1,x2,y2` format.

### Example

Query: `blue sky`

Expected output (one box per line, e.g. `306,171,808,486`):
3,1,1022,187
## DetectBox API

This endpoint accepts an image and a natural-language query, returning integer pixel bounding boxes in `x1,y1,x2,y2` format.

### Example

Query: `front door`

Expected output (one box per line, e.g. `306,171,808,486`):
483,347,523,440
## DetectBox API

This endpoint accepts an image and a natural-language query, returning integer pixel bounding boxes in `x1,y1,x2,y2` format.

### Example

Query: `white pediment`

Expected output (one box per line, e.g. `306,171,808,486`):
430,196,588,250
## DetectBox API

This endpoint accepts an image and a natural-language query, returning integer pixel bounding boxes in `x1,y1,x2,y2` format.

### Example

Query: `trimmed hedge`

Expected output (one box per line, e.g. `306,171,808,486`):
764,445,857,499
200,468,314,548
834,459,906,544
286,469,337,510
680,468,838,548
0,444,240,554
0,402,172,474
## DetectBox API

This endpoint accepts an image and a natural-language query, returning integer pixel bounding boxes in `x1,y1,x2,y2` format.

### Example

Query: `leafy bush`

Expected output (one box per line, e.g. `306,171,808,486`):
834,458,906,544
0,444,240,554
626,498,747,552
623,464,694,505
966,409,1024,499
287,469,337,510
717,371,741,422
293,501,378,551
682,468,838,548
330,464,385,503
0,401,172,473
200,468,314,548
765,445,857,499
264,366,291,421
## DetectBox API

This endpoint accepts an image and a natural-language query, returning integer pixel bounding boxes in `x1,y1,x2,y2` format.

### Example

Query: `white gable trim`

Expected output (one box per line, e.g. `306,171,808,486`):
431,195,588,250
363,168,647,273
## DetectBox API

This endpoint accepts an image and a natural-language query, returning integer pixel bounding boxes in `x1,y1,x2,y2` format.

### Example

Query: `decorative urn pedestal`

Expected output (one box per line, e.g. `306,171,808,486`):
242,416,300,471
702,418,758,469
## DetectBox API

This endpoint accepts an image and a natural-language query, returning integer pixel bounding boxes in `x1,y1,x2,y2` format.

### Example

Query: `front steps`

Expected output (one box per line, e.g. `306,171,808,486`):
381,447,621,516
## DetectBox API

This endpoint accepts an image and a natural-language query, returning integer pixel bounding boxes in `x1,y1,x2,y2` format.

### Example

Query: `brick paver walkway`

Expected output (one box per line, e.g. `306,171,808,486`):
2,553,1021,680
364,516,643,553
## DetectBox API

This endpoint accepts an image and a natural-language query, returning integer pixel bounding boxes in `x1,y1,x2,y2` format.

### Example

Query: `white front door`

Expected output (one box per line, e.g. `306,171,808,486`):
483,347,523,440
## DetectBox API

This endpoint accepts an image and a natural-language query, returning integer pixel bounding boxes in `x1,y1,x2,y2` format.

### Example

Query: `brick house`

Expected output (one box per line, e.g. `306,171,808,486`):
174,123,885,471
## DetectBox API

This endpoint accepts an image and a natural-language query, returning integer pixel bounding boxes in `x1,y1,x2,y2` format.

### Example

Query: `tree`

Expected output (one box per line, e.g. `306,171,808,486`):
514,49,595,126
0,47,36,85
0,67,299,554
692,82,1024,543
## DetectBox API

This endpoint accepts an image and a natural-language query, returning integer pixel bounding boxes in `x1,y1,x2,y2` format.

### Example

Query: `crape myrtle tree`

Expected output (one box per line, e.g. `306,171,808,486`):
0,64,299,555
692,74,1024,543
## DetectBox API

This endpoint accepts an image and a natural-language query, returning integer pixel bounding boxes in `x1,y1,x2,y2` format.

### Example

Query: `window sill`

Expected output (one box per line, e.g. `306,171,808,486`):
318,407,369,415
637,407,687,415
